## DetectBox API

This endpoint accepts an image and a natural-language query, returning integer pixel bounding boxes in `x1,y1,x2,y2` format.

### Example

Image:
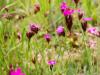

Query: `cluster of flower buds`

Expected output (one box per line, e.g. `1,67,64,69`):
60,2,74,33
60,2,93,33
26,23,40,40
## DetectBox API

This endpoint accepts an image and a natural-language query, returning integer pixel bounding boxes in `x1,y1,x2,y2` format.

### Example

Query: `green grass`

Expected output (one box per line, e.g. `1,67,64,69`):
0,0,100,75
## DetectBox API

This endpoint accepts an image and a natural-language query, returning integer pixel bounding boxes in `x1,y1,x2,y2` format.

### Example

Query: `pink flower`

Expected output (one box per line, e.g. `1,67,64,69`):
56,26,65,36
9,67,25,75
44,33,51,43
87,27,98,35
63,8,74,16
60,2,67,13
48,60,56,65
17,32,22,40
82,18,92,21
88,40,96,49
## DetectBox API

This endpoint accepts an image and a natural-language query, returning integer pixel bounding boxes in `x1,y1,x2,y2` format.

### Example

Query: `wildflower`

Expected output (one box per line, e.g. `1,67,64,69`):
63,8,74,16
9,67,25,75
44,33,51,43
77,9,84,20
30,23,40,33
17,32,21,40
26,31,34,40
87,27,99,36
34,3,40,14
62,7,73,33
65,15,73,32
81,20,87,32
73,0,80,7
48,60,56,70
88,39,96,49
56,26,65,36
60,2,67,13
83,18,92,21
81,17,92,32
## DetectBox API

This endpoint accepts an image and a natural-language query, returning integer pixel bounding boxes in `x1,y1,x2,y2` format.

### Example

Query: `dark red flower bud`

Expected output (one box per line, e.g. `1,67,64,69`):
17,32,21,40
34,3,40,14
78,12,83,20
30,23,40,34
26,31,34,40
65,15,73,32
44,33,51,43
81,21,87,32
73,0,80,7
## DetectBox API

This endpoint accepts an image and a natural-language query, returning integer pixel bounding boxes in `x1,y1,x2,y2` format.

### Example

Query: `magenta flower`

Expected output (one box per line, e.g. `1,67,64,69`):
60,2,67,13
56,26,65,36
63,8,74,16
9,67,25,75
48,60,56,70
82,18,92,21
44,33,51,43
48,60,56,65
30,23,40,34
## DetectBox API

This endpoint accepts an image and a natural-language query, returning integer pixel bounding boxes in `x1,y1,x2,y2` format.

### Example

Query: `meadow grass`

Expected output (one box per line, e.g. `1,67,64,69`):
0,0,100,75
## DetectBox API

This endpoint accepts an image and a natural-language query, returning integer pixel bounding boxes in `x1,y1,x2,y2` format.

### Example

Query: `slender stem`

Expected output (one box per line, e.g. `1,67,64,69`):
28,39,30,50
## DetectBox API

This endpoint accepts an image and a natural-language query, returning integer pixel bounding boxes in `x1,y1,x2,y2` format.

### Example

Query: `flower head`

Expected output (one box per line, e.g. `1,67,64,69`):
44,33,51,43
81,21,87,32
82,18,92,21
34,3,40,14
26,31,34,40
63,8,74,16
87,27,99,36
77,9,84,20
48,60,56,71
56,26,65,36
17,32,21,40
60,2,67,13
30,23,40,33
9,67,25,75
65,15,73,32
48,60,56,65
